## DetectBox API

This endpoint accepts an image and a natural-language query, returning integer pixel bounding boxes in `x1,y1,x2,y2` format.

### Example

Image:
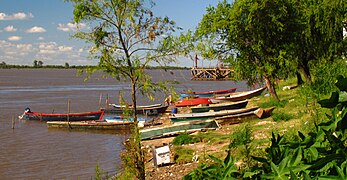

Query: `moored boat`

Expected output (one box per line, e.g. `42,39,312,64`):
170,106,259,122
105,103,168,115
175,97,212,107
47,121,134,131
210,86,267,103
140,120,220,140
19,108,104,121
105,115,149,128
190,100,248,113
180,87,237,98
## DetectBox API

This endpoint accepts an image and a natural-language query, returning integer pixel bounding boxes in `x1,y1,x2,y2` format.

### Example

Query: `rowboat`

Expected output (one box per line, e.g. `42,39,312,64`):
105,115,150,128
105,103,169,115
175,97,212,107
209,86,267,103
140,120,220,140
170,106,259,122
19,108,104,121
190,100,248,113
180,87,237,98
47,121,134,131
215,107,275,123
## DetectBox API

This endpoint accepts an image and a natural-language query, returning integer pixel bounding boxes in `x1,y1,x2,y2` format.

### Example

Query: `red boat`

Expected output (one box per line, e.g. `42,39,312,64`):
19,107,104,121
175,97,212,107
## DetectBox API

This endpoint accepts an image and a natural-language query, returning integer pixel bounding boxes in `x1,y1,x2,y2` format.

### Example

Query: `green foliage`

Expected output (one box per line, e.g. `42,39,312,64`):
272,112,294,122
184,76,347,179
184,150,241,180
258,98,288,108
173,146,195,164
310,58,347,94
172,132,195,145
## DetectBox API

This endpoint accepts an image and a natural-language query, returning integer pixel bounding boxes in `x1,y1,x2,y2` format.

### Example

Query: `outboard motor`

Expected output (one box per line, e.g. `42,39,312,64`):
19,107,31,119
24,107,31,113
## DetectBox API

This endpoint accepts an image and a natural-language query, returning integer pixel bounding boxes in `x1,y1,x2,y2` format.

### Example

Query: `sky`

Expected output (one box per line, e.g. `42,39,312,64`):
0,0,222,67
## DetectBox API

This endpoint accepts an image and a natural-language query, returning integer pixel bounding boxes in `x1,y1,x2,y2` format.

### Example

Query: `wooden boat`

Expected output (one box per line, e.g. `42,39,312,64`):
140,120,220,140
215,107,276,123
210,86,267,103
19,107,104,121
175,97,212,107
47,121,134,131
105,103,168,115
105,116,149,128
180,87,237,98
190,100,248,113
170,106,259,122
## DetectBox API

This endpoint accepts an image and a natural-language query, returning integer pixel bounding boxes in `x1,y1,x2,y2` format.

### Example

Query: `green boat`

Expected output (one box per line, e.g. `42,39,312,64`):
190,100,248,113
170,106,259,122
140,120,220,140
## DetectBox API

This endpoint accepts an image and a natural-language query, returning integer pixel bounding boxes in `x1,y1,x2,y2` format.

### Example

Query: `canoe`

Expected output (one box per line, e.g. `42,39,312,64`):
47,121,134,131
180,87,237,98
140,120,220,140
190,100,248,113
175,97,212,107
104,104,168,115
170,106,259,122
19,107,104,121
105,115,149,128
210,86,267,103
215,107,276,123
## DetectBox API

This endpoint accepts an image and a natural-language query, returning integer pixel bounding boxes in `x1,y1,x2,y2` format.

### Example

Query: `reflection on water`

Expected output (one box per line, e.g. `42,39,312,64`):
0,69,248,179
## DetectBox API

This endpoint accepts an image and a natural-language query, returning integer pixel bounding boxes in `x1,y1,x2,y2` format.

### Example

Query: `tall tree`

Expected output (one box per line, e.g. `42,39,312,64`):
196,0,298,101
69,0,186,179
292,0,347,85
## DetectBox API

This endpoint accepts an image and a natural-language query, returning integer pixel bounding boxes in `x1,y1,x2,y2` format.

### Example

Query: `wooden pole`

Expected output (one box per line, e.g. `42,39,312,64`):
67,99,71,129
99,93,102,109
12,115,15,129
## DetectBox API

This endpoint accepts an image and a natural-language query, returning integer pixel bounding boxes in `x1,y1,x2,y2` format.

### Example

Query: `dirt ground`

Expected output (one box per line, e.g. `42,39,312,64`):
141,110,237,180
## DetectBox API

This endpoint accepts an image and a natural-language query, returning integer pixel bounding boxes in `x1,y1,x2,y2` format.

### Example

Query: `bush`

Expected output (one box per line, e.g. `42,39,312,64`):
272,111,293,121
172,132,194,145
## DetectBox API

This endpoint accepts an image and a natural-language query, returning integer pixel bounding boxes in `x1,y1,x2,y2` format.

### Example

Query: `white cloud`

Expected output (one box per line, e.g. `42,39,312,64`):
4,25,17,32
58,46,73,52
0,12,34,20
26,26,46,33
0,40,93,65
8,36,22,41
38,37,44,41
57,22,87,32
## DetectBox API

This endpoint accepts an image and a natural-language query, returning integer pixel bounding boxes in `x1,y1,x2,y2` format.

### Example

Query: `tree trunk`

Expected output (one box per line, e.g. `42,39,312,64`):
264,76,279,101
131,80,145,180
299,59,312,84
296,71,304,86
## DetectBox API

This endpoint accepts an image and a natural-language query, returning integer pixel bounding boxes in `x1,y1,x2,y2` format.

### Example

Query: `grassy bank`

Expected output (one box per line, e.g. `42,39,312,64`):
142,77,334,179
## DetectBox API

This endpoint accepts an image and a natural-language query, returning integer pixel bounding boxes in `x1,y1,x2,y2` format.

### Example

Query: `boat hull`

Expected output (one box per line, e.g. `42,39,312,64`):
104,104,168,115
175,98,211,107
170,107,259,122
140,120,219,140
180,87,237,98
47,121,134,131
21,110,104,121
191,100,248,113
210,87,267,103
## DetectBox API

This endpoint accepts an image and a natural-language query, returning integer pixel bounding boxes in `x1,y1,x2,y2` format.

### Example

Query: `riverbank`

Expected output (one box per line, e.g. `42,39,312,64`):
141,79,323,179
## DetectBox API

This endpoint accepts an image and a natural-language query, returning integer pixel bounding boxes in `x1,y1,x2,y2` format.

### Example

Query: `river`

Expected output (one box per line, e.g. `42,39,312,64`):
0,69,248,179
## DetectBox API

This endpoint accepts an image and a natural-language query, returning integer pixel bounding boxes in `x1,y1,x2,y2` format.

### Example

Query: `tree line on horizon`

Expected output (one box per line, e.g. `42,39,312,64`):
0,60,189,70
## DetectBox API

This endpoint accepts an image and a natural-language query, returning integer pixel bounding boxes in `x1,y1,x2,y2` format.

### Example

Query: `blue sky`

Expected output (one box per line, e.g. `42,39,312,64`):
0,0,222,66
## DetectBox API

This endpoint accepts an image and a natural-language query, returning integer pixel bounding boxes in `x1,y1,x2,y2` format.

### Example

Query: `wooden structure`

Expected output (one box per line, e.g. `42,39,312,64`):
191,68,233,80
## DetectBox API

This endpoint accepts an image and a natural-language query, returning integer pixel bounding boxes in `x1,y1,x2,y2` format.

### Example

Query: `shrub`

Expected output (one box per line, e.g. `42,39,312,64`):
172,132,194,145
272,111,293,121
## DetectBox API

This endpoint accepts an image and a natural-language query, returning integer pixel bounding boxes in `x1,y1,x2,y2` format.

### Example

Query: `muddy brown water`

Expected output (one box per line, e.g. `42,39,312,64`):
0,69,249,179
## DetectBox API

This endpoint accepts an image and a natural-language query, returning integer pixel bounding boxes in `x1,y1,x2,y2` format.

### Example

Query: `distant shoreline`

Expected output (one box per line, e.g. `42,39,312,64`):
0,64,190,70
